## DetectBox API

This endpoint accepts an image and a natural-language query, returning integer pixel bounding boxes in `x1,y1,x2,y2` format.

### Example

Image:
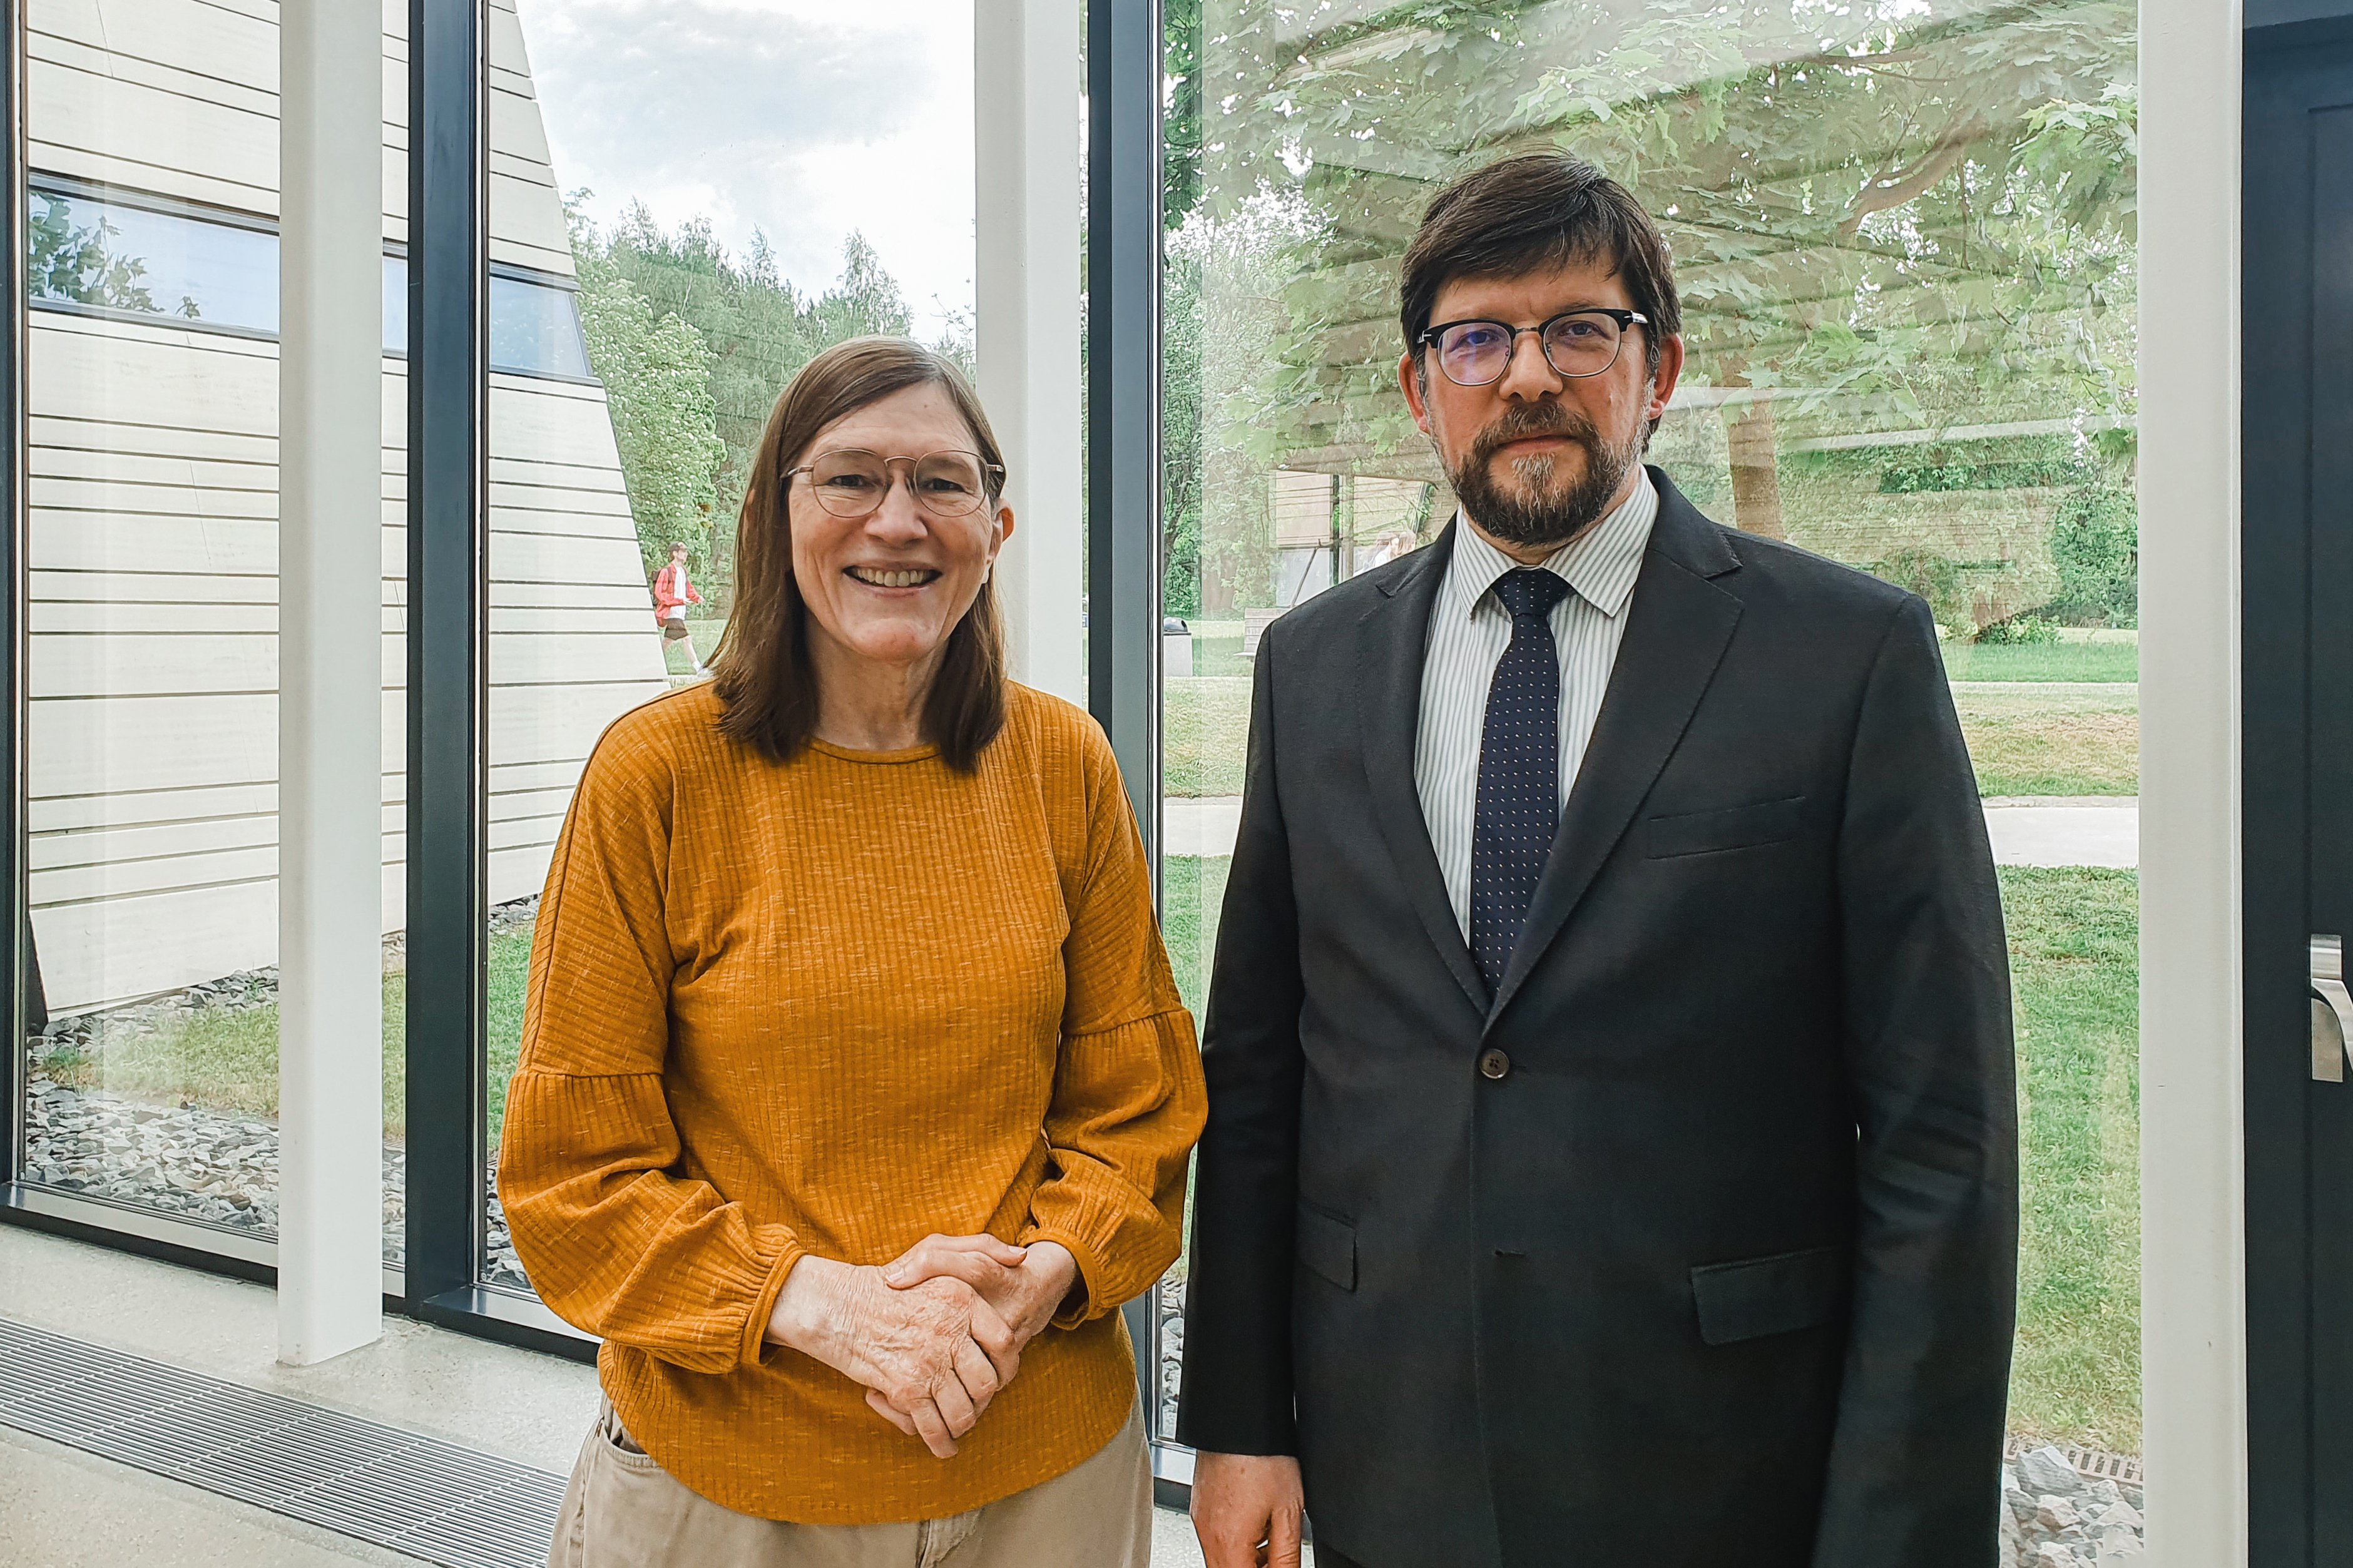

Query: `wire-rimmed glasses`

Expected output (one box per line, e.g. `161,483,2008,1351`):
1418,308,1650,387
787,448,1005,520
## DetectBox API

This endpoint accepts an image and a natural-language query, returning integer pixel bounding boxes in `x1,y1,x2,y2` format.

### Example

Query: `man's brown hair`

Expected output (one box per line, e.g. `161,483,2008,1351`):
1399,151,1682,383
710,336,1008,773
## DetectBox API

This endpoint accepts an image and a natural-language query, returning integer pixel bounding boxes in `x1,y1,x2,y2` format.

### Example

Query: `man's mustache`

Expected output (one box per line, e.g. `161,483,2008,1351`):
1466,405,1599,471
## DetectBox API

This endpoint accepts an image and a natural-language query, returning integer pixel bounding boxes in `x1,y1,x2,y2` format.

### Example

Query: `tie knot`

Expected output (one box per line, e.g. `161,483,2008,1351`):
1491,568,1570,622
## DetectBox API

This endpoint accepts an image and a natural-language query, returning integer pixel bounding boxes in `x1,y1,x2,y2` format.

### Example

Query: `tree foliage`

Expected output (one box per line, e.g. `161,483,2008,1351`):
571,246,727,579
568,198,957,582
26,195,183,315
2046,482,2138,627
1168,0,2140,540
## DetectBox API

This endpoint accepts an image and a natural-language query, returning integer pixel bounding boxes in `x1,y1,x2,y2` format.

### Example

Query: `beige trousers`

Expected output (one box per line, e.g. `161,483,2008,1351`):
546,1397,1152,1568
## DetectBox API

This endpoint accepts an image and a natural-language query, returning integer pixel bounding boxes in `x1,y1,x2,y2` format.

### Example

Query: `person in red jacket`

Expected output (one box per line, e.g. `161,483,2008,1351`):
653,541,706,676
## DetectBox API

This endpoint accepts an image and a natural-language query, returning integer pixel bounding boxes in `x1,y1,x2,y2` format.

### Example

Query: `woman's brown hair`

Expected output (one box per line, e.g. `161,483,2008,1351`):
710,337,1009,772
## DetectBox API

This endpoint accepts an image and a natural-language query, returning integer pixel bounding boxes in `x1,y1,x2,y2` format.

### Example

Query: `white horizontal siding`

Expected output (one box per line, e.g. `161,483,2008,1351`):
26,328,655,1014
31,0,576,262
38,883,280,1014
24,0,645,1010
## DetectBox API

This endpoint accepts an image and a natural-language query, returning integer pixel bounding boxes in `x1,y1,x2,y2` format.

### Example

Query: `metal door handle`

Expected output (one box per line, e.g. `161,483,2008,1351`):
2314,935,2353,1081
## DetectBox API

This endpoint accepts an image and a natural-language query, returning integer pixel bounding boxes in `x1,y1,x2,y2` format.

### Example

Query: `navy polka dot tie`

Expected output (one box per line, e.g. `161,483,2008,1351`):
1470,568,1571,996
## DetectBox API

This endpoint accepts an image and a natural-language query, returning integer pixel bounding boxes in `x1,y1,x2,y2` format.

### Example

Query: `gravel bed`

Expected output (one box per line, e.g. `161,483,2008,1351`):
22,1071,534,1280
2003,1444,2144,1564
19,900,543,1278
24,1076,293,1231
1157,1275,1184,1437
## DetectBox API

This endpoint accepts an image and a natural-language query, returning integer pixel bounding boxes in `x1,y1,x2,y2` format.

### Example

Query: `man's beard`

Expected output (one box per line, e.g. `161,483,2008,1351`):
1445,399,1648,551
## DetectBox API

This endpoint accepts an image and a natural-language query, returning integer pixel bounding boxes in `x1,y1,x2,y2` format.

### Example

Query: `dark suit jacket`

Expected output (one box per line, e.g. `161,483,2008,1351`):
1175,470,2018,1568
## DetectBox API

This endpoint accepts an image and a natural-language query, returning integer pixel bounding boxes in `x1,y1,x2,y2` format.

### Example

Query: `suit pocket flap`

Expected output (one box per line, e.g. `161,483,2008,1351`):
1295,1203,1357,1292
1647,796,1807,858
1690,1244,1849,1345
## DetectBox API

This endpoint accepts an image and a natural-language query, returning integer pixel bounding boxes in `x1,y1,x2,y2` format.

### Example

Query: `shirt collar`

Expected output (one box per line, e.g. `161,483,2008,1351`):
1442,469,1658,623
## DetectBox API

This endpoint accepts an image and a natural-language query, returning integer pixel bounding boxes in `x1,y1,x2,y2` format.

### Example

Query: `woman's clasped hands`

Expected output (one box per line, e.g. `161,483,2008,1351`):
765,1234,1080,1460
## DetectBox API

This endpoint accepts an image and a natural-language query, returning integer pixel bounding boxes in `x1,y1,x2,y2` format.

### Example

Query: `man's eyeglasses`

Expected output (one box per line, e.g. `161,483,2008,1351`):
1418,308,1650,387
787,448,1005,520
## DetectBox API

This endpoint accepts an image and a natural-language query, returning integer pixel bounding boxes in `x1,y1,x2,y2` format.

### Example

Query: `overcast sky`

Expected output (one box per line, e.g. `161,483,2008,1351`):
515,0,976,339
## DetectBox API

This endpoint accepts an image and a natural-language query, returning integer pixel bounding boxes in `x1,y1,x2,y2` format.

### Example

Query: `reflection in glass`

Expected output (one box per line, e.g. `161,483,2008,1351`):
17,49,292,1234
477,0,976,1291
488,272,593,380
20,187,595,384
28,183,278,332
384,256,405,358
1160,0,2140,1505
13,0,584,1271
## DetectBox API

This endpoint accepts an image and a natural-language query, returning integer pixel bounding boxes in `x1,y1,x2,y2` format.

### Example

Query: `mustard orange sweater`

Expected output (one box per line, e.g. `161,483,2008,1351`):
497,681,1205,1523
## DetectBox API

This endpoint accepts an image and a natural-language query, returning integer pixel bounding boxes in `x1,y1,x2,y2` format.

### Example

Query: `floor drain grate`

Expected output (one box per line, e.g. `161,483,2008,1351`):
0,1315,568,1567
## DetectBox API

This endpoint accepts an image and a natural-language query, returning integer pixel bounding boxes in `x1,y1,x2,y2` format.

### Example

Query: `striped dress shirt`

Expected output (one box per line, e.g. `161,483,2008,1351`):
1413,472,1659,939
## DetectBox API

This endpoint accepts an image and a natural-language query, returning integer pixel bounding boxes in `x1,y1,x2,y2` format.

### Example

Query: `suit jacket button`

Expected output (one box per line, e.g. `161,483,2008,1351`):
1478,1048,1511,1080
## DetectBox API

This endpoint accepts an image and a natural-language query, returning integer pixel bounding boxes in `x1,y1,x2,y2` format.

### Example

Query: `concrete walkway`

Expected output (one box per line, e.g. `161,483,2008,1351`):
1163,795,2140,869
1979,797,2138,869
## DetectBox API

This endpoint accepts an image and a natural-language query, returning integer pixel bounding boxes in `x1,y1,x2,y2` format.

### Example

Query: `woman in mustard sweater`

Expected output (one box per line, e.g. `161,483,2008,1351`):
501,336,1206,1566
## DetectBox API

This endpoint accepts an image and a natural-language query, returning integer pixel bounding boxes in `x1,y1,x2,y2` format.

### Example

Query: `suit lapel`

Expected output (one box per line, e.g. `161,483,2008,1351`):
1355,525,1488,1014
1487,472,1745,1025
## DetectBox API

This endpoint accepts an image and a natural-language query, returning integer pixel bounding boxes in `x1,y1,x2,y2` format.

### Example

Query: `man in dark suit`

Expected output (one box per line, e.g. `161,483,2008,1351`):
1177,152,2016,1568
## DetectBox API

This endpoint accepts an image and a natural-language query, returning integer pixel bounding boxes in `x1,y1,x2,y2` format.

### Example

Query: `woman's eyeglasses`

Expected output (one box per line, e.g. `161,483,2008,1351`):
1418,308,1650,387
787,449,1005,520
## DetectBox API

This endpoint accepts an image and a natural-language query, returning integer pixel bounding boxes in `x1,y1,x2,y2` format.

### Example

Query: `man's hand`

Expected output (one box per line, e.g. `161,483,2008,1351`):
881,1233,1081,1350
1191,1450,1305,1568
765,1255,1019,1459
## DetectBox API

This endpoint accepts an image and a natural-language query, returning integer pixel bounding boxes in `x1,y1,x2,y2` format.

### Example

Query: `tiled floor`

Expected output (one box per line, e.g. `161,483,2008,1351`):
0,1226,1277,1567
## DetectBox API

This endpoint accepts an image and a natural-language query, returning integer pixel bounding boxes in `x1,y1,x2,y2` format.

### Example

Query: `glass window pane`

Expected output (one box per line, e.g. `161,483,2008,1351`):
18,0,412,1270
1163,0,2141,1522
16,3,415,1262
384,257,406,357
478,0,976,1291
28,183,278,333
488,272,593,379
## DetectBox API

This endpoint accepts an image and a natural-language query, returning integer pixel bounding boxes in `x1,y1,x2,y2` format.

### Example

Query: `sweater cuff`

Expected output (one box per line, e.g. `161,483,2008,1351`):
1021,1226,1112,1329
737,1230,805,1369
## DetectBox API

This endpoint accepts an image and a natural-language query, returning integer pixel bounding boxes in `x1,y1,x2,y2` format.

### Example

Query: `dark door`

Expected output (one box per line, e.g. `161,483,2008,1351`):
2247,24,2353,1564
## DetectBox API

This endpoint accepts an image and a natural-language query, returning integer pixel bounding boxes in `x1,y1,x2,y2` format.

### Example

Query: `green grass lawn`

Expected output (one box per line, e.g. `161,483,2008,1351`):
49,929,538,1141
1158,857,2143,1454
1163,854,1233,1021
2000,867,2140,1453
1165,678,1253,798
1954,686,2139,797
1939,641,2138,683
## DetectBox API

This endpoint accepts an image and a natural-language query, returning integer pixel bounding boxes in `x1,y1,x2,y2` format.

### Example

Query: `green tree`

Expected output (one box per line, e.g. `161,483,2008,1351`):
1163,0,1210,615
573,247,728,579
2046,483,2138,627
593,202,819,539
574,201,950,571
1165,0,1205,230
1170,198,1315,611
1163,252,1206,615
814,232,913,343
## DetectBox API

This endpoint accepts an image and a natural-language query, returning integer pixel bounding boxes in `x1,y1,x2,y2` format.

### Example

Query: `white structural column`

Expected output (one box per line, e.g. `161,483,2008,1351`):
277,0,388,1364
2140,0,2245,1557
975,0,1086,704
